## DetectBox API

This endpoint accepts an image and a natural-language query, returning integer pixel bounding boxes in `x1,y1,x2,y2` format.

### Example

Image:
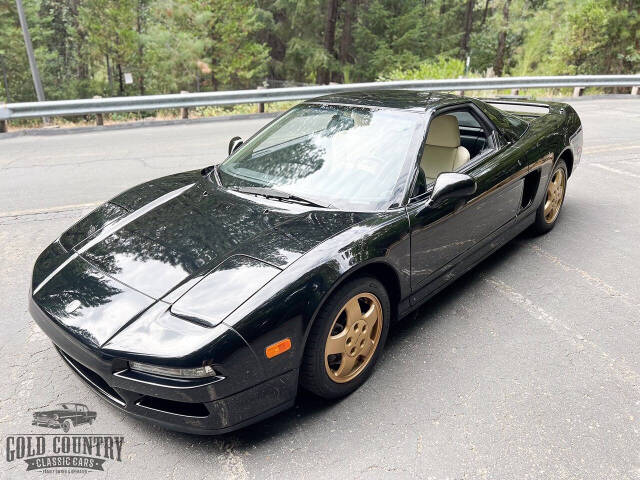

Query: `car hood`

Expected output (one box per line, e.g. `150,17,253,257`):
32,173,367,347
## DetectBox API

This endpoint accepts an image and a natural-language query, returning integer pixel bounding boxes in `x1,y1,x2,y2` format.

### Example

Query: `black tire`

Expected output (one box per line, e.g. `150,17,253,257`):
301,276,390,399
62,419,72,433
531,159,568,235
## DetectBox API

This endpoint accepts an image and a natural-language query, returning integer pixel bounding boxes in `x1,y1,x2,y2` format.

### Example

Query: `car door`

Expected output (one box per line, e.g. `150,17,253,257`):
408,105,526,304
70,404,78,424
78,405,86,424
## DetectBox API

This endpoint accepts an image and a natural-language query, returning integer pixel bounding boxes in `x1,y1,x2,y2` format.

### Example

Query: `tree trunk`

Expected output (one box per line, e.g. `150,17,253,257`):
106,55,113,95
210,64,219,91
117,63,124,95
461,0,475,57
260,9,287,80
318,0,339,84
336,0,357,82
0,55,10,103
481,0,490,25
210,23,219,91
493,0,511,77
340,0,357,64
136,0,145,95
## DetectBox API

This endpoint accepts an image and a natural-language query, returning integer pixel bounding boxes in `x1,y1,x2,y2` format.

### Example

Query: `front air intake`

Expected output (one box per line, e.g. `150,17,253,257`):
136,396,209,418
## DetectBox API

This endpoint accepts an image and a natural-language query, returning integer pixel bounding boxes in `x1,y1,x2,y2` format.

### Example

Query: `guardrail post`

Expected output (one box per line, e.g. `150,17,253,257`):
93,96,104,125
573,87,584,97
256,86,265,113
456,76,465,96
632,86,639,95
0,119,6,133
511,88,519,95
180,91,189,119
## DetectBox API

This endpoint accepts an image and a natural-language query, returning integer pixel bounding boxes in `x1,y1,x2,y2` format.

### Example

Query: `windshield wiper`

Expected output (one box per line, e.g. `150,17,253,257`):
230,186,333,208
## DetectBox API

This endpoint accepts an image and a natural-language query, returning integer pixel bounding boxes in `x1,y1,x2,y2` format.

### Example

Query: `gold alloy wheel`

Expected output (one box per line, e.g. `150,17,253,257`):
543,168,566,224
324,293,383,383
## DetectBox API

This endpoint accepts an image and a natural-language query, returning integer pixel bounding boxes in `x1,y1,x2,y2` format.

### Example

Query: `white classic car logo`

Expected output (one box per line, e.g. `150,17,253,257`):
64,300,82,314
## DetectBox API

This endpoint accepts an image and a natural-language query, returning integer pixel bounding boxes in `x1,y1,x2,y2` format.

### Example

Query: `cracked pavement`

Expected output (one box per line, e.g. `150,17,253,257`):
1,98,640,479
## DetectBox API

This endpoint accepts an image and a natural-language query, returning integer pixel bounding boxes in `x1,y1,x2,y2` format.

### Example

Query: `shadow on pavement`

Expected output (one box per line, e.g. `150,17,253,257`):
164,232,533,448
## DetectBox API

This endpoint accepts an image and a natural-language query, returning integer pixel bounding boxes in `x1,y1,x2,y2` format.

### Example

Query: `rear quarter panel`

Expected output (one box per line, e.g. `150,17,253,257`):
526,103,580,208
490,101,579,212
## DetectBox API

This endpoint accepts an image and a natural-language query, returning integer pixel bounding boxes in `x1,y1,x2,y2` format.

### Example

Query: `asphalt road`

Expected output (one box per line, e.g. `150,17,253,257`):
1,97,640,479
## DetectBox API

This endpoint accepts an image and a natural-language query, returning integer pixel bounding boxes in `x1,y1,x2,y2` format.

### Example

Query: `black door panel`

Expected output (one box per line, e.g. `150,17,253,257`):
409,145,526,295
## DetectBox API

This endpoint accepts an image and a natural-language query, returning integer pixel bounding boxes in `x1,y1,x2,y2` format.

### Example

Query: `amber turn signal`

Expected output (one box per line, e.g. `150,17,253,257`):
265,338,292,359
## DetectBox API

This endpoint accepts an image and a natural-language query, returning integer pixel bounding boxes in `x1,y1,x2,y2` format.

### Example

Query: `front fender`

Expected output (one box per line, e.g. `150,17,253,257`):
223,210,410,380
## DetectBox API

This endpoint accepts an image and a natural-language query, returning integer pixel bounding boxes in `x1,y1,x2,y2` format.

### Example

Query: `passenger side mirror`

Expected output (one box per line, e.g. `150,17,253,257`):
427,172,476,207
228,136,243,156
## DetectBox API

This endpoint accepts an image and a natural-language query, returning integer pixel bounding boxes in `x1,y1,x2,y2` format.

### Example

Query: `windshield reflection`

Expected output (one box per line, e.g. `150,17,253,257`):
219,104,424,210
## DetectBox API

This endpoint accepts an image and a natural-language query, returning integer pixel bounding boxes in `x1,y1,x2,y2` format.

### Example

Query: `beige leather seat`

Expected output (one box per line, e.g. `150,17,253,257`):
420,115,470,183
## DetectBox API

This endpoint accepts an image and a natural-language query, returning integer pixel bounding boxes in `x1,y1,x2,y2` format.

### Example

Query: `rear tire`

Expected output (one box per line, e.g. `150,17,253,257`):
531,159,568,235
301,277,390,399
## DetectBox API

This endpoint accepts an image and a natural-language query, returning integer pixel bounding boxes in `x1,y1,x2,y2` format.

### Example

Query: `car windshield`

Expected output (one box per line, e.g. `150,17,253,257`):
58,404,71,409
218,103,425,210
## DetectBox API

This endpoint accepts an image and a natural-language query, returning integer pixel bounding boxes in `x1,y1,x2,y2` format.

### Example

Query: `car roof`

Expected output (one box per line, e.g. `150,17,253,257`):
307,89,466,111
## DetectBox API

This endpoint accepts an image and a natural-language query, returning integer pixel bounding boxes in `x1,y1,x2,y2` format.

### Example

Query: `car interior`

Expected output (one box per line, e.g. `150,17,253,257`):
412,108,493,197
420,114,471,184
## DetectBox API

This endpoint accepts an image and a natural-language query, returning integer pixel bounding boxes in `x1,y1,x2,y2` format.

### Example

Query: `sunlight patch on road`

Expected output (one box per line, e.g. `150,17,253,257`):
590,163,640,179
485,276,640,395
523,243,640,311
583,144,640,155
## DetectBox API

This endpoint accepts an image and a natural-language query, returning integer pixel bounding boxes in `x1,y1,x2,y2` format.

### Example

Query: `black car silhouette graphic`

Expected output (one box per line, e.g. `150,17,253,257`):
32,403,97,432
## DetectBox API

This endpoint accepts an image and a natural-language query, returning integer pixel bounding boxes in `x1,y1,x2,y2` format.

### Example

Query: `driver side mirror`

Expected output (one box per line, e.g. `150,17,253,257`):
228,136,243,156
426,172,476,208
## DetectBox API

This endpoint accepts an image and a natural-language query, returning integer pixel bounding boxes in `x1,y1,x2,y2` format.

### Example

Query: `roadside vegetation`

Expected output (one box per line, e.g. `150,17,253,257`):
1,0,638,128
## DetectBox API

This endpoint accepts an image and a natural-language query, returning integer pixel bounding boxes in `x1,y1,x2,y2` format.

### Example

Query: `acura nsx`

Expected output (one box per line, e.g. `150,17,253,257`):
29,91,582,434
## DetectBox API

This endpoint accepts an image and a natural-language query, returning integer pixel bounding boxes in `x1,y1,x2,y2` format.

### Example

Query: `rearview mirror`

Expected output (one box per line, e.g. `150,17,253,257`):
427,173,476,207
228,136,243,156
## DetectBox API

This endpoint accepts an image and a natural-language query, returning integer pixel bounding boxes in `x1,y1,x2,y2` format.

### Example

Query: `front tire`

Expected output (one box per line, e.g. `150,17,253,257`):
301,276,390,399
531,159,568,235
62,419,72,433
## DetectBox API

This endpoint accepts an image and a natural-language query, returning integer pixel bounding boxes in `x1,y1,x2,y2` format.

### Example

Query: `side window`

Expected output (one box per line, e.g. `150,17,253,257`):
451,111,480,129
449,109,491,159
411,106,495,199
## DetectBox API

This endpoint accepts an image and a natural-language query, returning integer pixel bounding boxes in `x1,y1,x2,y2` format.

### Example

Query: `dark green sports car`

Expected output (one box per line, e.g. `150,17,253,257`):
29,91,582,434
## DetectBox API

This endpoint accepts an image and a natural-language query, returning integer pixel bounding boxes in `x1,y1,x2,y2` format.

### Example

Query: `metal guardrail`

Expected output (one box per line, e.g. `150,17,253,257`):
1,75,639,122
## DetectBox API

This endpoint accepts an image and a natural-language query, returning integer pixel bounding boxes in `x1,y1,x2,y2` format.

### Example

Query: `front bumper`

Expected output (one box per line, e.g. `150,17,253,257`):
32,420,61,428
29,299,298,435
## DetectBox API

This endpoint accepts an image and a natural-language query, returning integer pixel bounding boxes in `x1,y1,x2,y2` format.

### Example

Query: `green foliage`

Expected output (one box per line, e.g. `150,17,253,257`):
379,57,466,81
514,0,640,76
143,0,269,92
351,0,448,82
1,0,638,110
